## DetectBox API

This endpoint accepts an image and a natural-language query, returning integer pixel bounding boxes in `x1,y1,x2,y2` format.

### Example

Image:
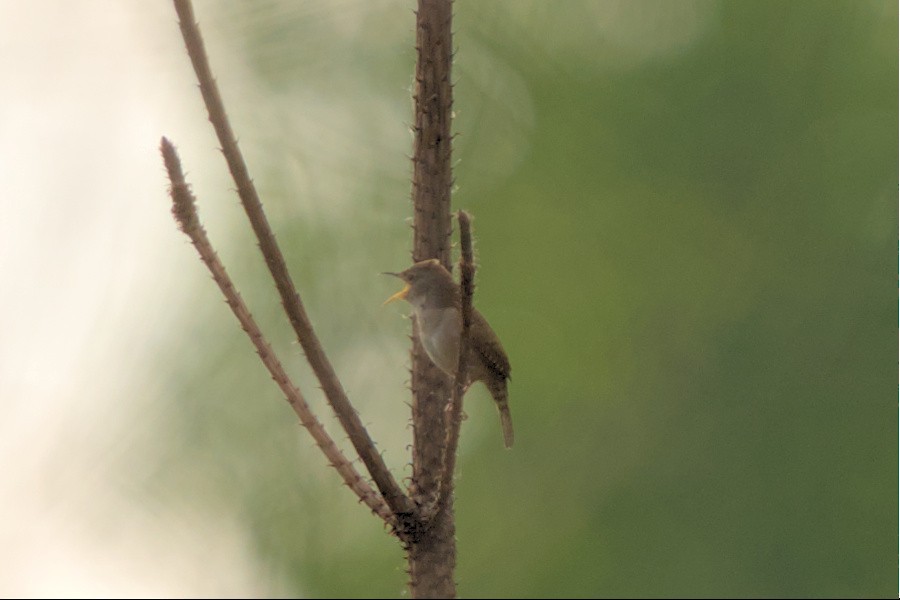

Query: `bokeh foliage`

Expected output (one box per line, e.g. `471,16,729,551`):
153,1,896,596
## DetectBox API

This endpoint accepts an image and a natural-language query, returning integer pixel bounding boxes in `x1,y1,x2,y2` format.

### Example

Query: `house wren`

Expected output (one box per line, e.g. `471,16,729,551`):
384,259,514,448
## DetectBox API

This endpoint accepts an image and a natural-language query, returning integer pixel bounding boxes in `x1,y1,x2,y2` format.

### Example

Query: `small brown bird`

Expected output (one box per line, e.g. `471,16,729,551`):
384,259,514,448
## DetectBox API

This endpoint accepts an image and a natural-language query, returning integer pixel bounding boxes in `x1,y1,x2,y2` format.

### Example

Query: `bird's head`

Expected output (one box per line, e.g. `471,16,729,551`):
383,259,457,310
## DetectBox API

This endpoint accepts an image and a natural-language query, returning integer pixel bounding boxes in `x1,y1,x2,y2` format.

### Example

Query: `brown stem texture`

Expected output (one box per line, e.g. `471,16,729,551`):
407,0,457,597
171,0,413,520
160,137,394,525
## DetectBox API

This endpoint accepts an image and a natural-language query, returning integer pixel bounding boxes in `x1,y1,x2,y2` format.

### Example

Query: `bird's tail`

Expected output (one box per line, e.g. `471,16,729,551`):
498,403,515,448
485,377,514,448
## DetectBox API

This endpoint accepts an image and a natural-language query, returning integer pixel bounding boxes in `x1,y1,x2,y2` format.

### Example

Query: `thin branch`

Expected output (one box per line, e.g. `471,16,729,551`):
171,0,413,518
419,210,474,524
442,211,475,505
160,137,395,527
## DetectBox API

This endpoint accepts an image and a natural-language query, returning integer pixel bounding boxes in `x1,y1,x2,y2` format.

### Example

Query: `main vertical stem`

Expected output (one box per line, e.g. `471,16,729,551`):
408,0,455,597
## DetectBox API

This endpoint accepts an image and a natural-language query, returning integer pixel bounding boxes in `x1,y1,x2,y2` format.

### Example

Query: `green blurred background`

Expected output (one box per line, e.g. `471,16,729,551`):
142,1,896,597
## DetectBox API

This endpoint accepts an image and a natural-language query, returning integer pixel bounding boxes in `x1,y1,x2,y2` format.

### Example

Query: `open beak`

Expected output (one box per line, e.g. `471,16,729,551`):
382,272,410,305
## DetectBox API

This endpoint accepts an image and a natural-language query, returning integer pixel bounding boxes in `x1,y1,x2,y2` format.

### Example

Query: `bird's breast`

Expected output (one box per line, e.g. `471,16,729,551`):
416,307,462,376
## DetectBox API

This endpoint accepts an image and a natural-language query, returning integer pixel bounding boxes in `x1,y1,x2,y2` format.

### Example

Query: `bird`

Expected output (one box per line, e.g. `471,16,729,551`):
384,259,513,448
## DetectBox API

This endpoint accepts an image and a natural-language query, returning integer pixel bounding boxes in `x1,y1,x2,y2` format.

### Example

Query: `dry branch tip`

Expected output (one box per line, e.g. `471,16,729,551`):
160,137,200,234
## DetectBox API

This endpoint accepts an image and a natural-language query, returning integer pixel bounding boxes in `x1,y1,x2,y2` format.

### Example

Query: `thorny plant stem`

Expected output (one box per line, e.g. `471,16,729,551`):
419,210,474,524
160,137,394,525
407,0,457,597
441,211,475,509
171,0,414,520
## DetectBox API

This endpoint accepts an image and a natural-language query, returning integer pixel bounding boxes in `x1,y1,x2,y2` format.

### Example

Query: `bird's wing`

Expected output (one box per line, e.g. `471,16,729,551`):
469,309,511,380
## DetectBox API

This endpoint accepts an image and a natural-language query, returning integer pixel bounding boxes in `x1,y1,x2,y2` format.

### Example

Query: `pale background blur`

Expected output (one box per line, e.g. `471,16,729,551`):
0,1,894,597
